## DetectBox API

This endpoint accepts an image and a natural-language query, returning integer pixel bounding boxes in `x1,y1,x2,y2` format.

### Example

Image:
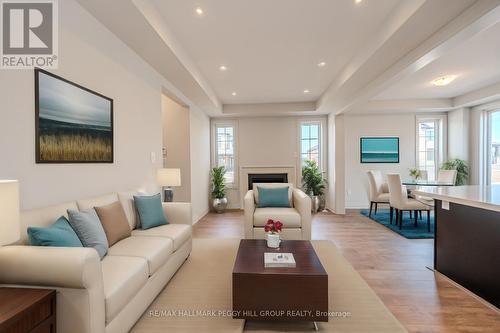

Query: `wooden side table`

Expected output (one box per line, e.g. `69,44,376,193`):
0,288,56,333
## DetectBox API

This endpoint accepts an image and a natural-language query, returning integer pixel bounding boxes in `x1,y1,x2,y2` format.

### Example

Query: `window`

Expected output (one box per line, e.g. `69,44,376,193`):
300,122,321,168
214,123,235,184
416,117,445,181
489,111,500,184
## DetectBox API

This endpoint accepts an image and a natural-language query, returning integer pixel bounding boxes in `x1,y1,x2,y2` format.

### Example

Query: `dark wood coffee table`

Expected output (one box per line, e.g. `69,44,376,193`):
232,239,328,326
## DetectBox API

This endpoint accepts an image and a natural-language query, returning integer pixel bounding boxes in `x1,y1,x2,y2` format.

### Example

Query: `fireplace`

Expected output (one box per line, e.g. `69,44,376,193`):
248,173,288,190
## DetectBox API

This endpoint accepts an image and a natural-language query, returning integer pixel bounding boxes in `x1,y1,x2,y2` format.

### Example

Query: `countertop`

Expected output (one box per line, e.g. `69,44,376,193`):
413,185,500,212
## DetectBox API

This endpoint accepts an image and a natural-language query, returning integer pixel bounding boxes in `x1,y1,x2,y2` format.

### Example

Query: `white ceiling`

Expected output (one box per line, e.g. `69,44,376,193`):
375,20,500,100
151,0,401,104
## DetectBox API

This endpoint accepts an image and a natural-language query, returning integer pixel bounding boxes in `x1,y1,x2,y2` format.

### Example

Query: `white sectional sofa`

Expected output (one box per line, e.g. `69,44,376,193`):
0,191,192,333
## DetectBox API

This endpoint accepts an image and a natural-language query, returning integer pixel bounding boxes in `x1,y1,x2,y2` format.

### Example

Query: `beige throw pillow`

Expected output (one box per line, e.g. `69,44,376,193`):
94,201,131,246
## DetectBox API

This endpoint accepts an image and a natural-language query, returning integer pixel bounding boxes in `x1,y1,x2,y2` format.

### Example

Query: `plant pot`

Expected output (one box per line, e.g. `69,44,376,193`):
318,195,326,212
311,195,320,213
212,197,228,213
266,233,281,248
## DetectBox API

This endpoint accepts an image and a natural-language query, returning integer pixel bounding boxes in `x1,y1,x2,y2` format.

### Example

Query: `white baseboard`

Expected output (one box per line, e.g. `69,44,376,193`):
192,209,210,225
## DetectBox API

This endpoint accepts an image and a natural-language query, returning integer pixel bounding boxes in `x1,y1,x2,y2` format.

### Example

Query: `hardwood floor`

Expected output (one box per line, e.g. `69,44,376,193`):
193,210,500,333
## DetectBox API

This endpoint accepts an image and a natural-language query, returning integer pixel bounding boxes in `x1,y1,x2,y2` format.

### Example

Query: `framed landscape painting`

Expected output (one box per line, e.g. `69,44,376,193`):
35,68,113,163
360,137,399,163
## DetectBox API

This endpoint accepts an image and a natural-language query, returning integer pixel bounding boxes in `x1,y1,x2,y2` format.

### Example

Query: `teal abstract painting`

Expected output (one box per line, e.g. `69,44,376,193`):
360,137,399,163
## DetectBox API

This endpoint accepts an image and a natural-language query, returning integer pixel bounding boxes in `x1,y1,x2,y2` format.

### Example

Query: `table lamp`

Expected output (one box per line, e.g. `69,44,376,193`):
0,180,20,246
156,168,181,202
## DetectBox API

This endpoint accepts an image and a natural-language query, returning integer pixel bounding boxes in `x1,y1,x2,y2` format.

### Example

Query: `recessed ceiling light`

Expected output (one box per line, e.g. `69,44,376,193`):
303,89,310,94
219,65,227,71
195,7,203,15
231,92,237,96
431,75,457,86
317,61,326,67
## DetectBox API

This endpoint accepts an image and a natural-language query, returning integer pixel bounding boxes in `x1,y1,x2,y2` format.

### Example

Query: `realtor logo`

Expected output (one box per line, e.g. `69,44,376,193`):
1,0,58,69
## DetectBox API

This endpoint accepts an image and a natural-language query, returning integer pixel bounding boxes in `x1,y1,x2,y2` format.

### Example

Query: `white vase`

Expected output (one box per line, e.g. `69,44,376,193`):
267,233,281,248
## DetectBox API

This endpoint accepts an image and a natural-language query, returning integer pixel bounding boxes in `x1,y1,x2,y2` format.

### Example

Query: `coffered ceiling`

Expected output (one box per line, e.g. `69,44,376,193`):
77,0,500,116
150,0,401,104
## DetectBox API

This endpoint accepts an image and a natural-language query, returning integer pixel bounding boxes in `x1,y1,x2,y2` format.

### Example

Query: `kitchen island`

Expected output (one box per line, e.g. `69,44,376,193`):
413,185,500,309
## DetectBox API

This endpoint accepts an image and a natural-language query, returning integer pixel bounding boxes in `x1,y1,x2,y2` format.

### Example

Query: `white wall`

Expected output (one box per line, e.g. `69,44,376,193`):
342,113,418,209
327,114,336,211
448,108,470,163
211,115,327,209
0,0,165,209
0,0,212,217
161,95,191,202
190,106,210,223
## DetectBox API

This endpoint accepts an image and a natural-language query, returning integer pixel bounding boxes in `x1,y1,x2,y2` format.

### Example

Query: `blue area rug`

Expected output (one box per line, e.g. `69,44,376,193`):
360,209,434,239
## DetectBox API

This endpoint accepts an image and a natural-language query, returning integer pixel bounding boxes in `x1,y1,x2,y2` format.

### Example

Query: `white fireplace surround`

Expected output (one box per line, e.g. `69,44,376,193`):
239,165,297,207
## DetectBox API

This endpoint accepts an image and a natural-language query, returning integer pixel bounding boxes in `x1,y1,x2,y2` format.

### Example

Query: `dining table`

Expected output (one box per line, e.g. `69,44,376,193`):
402,180,455,186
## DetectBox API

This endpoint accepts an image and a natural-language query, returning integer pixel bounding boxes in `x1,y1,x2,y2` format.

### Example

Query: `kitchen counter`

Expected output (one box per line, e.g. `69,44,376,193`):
413,185,500,213
414,185,500,308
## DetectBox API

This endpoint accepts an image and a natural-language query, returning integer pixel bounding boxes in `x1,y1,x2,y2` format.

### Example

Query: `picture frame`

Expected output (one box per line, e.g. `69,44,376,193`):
360,137,399,163
35,68,114,163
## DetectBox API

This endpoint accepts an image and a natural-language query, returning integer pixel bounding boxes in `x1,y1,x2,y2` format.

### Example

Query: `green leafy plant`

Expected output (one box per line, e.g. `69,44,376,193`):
301,160,326,196
409,168,422,179
441,158,469,185
211,166,226,199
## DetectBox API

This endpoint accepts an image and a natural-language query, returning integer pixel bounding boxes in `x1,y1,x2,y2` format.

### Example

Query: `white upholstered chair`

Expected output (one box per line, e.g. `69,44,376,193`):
438,169,457,184
387,174,432,231
244,183,311,240
367,170,390,217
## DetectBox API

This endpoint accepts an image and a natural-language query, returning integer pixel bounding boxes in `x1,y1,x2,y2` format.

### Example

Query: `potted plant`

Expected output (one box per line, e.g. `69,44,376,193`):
264,219,283,248
211,166,228,213
441,158,469,185
301,160,326,213
409,168,422,181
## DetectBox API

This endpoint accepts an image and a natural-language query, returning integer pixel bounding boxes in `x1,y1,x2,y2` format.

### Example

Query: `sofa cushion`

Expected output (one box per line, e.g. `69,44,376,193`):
94,201,131,246
101,255,148,323
67,209,109,259
131,224,191,251
19,201,78,245
253,208,301,228
107,236,173,275
28,216,83,247
253,183,293,207
117,191,139,229
77,193,119,211
257,186,291,208
133,194,168,229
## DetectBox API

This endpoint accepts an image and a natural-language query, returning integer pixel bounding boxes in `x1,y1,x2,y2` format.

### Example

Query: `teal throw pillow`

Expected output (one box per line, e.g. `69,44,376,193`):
67,209,109,259
134,193,168,230
28,216,83,247
257,186,291,208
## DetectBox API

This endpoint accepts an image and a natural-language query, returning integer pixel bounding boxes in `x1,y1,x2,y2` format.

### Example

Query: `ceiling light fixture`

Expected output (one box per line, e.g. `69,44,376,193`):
355,0,363,4
195,7,203,15
317,61,326,67
303,89,310,94
219,65,227,71
431,75,457,86
231,92,237,96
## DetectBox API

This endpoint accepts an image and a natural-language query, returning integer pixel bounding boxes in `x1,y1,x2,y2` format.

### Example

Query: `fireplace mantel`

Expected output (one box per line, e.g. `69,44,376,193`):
239,166,297,207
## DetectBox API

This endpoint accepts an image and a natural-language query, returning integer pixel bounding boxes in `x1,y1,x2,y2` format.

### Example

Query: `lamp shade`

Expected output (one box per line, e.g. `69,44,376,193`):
157,168,181,187
0,180,20,246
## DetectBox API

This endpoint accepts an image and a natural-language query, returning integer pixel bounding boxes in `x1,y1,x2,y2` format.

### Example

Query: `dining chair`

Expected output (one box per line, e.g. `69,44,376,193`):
438,170,457,185
367,170,390,217
387,174,432,231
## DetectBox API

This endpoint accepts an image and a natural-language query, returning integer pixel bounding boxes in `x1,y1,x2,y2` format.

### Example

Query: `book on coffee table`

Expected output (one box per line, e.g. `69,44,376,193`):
264,252,296,268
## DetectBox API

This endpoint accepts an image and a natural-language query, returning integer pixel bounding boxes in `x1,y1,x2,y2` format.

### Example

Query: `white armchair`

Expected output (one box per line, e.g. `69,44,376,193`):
244,183,311,240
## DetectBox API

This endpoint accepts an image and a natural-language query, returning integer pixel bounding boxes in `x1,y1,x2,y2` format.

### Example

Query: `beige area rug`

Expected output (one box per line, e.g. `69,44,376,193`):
131,239,407,333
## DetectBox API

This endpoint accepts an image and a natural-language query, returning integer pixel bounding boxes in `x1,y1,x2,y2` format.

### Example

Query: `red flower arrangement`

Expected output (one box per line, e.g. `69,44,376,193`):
264,219,283,234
